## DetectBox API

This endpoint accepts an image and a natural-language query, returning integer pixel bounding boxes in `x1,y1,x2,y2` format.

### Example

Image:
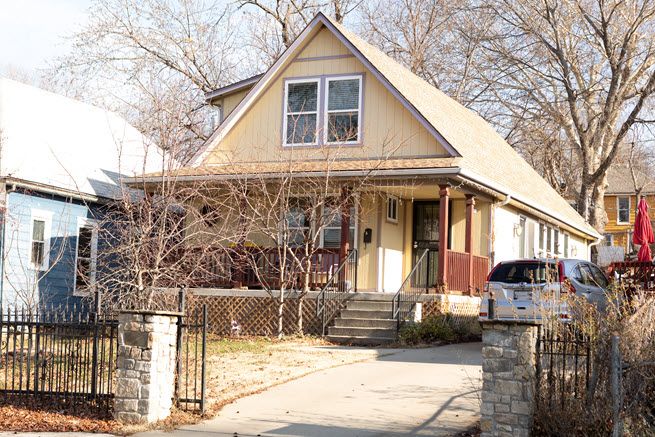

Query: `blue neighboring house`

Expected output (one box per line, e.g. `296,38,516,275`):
0,78,159,309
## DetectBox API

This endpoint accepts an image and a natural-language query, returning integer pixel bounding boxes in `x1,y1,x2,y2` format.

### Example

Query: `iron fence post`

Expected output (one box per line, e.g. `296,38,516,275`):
611,334,623,437
200,304,207,414
174,288,186,405
91,290,100,398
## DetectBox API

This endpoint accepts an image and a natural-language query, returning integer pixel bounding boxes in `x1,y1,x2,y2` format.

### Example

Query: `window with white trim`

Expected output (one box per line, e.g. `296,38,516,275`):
29,211,52,270
284,79,320,146
386,196,398,223
563,234,570,257
74,219,98,295
325,76,361,144
284,199,311,246
321,202,356,249
617,196,631,224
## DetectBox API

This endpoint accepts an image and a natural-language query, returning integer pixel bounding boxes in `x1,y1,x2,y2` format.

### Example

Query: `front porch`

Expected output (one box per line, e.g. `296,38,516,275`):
183,182,491,296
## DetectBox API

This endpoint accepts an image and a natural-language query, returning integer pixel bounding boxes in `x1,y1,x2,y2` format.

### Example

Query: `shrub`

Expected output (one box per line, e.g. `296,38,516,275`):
398,314,458,345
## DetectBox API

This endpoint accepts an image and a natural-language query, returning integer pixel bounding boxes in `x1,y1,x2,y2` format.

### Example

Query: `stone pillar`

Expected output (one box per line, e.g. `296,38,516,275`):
480,321,539,437
114,311,180,424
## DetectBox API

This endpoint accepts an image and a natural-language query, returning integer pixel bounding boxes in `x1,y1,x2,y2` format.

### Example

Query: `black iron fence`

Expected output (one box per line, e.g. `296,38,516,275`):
175,290,207,413
0,305,118,413
536,324,592,407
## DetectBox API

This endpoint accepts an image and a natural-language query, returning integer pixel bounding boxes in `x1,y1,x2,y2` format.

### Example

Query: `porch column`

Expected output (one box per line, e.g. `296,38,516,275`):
438,185,450,291
465,194,475,295
339,186,351,261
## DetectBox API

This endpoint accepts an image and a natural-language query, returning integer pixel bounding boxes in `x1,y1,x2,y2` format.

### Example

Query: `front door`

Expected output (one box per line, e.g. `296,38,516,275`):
412,202,439,289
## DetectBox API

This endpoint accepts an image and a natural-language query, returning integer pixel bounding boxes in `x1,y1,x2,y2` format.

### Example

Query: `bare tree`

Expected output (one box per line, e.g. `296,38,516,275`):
471,0,655,231
53,0,244,161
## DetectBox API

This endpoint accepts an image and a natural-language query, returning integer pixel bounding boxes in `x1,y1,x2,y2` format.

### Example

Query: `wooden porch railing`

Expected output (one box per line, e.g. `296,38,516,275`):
446,249,490,295
608,261,655,292
173,247,342,290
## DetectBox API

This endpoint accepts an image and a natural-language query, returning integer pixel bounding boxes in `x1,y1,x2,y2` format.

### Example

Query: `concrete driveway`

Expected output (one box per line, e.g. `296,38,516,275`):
138,342,482,437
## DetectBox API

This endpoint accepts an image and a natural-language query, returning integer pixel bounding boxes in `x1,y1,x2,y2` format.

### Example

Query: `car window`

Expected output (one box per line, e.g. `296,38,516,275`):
579,265,600,287
587,264,609,288
570,265,584,283
489,262,558,284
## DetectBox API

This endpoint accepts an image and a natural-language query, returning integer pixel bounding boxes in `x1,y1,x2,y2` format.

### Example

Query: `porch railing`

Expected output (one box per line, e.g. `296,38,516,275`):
392,249,430,329
316,249,358,335
446,249,489,295
175,247,341,290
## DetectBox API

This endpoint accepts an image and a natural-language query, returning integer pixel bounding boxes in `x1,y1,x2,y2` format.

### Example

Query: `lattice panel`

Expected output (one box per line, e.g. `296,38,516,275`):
186,294,322,336
423,299,480,331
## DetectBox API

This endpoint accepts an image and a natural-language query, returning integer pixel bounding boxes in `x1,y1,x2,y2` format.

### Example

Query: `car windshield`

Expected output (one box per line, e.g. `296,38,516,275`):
489,262,559,284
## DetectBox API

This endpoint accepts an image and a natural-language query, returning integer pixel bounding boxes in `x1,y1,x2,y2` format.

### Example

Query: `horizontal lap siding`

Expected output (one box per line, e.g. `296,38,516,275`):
2,192,96,308
205,27,444,165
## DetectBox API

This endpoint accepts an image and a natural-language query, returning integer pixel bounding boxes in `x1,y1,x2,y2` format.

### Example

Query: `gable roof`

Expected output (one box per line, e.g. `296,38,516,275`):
606,164,655,195
187,13,599,240
0,78,162,200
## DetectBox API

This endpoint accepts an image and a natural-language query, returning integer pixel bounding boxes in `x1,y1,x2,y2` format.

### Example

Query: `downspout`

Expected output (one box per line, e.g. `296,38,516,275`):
588,237,602,262
489,195,512,267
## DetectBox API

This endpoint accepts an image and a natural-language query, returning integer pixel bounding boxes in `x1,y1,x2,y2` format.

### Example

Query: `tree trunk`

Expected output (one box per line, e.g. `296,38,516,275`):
278,289,285,339
590,180,608,234
297,296,304,336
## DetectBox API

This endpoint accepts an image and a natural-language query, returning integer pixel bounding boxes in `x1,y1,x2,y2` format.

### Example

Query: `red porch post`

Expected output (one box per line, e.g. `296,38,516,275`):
465,194,475,295
339,187,351,261
438,185,450,292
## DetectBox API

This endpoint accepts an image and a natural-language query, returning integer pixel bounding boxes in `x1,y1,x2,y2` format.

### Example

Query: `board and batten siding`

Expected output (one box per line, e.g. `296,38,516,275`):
203,27,445,165
492,204,590,265
2,191,95,308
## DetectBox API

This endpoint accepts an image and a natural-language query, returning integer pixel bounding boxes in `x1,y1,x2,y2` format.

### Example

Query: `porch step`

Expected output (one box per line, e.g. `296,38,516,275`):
334,318,397,329
340,309,393,319
326,335,396,346
328,326,396,338
345,301,393,311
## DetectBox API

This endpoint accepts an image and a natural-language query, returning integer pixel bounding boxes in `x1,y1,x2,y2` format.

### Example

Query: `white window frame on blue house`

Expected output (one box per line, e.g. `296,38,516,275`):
73,217,98,297
29,209,52,271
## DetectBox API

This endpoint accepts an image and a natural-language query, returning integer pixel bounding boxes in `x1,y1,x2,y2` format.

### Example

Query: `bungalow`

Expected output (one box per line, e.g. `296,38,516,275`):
136,14,600,337
0,78,158,309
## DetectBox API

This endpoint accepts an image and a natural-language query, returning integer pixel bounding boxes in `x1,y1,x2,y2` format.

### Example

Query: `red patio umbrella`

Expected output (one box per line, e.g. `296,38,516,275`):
633,197,654,262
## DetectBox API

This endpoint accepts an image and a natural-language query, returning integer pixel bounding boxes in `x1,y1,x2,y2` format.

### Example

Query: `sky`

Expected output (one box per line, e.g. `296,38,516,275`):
0,0,93,74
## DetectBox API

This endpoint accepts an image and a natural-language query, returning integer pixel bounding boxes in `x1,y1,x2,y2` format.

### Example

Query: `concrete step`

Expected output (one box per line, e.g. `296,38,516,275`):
328,326,397,338
334,318,397,329
340,309,393,319
346,301,393,311
327,335,396,346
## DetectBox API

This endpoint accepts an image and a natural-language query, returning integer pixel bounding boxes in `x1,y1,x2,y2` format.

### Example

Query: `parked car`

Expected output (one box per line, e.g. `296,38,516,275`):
479,258,610,321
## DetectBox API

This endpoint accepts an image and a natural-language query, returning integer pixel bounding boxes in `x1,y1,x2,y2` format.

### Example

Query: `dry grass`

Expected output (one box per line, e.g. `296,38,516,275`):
0,335,390,434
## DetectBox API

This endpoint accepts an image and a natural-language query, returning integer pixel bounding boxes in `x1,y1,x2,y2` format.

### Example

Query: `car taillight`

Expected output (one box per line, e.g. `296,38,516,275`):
558,261,565,283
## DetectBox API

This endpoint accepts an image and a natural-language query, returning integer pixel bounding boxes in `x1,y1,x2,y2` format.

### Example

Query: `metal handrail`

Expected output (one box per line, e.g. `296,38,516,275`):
316,248,358,335
392,248,430,329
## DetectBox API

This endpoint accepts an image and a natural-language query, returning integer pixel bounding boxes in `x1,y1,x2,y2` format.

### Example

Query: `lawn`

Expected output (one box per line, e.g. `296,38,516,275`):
0,335,391,433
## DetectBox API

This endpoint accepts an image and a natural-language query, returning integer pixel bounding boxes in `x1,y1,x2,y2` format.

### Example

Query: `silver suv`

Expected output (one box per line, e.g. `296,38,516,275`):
479,258,609,321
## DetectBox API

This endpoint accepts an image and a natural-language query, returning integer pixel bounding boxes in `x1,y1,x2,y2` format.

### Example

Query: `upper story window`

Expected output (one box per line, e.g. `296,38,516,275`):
74,219,98,296
617,196,630,224
284,79,320,146
325,76,361,144
30,210,52,271
283,75,362,147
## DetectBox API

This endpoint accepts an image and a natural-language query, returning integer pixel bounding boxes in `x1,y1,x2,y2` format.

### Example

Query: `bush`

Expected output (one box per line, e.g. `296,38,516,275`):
398,314,460,345
533,285,655,436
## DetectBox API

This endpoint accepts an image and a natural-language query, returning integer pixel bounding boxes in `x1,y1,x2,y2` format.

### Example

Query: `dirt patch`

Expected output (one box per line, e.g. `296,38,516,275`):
0,336,395,434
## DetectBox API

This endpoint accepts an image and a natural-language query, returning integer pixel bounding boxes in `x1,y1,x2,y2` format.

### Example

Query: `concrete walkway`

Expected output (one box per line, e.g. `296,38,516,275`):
138,342,482,437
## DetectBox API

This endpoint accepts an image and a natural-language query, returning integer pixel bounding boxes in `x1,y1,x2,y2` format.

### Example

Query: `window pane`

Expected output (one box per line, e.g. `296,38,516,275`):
32,220,45,241
327,112,359,142
287,82,318,112
328,79,359,111
618,197,630,222
286,114,317,144
76,258,91,290
323,228,340,248
78,226,93,258
286,207,307,228
31,241,44,266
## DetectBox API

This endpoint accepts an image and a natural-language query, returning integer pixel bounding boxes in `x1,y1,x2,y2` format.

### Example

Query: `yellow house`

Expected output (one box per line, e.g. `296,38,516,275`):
603,164,655,256
141,13,600,298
